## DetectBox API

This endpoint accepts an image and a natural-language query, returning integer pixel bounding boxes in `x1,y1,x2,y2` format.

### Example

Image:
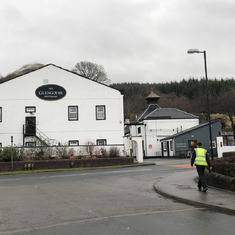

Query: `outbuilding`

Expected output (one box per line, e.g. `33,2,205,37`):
160,119,221,157
127,89,199,157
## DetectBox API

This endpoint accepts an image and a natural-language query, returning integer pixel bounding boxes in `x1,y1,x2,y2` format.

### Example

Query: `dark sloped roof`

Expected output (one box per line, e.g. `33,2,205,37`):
161,119,220,141
145,89,160,105
136,104,160,122
135,107,198,123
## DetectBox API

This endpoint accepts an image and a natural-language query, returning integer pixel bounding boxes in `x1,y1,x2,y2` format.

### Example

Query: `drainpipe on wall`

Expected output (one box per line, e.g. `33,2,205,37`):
144,124,147,157
22,125,25,146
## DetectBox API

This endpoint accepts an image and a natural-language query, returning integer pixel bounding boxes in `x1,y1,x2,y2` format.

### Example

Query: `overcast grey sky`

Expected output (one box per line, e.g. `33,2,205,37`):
1,0,235,83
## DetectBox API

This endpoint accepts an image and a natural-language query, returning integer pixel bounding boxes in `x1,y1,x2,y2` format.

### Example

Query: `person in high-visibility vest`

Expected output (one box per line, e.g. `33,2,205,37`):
191,142,212,192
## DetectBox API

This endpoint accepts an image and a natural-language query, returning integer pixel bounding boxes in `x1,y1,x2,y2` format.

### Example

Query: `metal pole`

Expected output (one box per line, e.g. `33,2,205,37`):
11,136,13,171
203,51,214,160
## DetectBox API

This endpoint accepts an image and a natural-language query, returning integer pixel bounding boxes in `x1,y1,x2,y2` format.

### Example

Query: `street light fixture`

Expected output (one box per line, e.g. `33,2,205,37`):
187,49,214,160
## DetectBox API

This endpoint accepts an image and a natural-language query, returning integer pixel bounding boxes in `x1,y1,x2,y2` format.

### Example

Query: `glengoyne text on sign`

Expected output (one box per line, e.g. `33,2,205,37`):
35,84,66,100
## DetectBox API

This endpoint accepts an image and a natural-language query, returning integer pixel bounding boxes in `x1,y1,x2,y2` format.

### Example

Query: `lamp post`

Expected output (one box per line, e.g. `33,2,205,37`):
187,49,214,160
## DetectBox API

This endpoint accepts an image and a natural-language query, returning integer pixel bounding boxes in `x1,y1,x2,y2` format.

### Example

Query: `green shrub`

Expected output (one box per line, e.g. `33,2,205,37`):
212,156,235,177
0,147,21,162
215,155,235,163
205,172,235,192
223,151,235,158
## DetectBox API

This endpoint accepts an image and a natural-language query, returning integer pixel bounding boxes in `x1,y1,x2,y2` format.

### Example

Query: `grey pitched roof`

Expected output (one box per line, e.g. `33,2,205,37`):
147,108,198,119
135,106,198,122
136,104,160,122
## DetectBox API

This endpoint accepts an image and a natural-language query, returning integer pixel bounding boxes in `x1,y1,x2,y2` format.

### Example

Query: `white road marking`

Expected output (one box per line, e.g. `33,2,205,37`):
0,207,205,235
0,168,152,182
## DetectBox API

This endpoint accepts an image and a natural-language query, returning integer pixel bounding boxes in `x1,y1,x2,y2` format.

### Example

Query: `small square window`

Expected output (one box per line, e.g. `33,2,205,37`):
96,105,106,120
26,142,36,147
68,140,79,146
25,106,36,113
68,106,78,121
97,139,107,146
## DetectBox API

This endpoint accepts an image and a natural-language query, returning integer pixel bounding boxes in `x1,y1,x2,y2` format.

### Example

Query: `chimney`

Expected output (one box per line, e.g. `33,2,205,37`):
145,88,160,105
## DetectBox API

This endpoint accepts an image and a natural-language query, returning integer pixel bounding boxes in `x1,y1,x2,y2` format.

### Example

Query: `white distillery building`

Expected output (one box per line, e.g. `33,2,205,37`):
0,64,124,154
126,90,199,157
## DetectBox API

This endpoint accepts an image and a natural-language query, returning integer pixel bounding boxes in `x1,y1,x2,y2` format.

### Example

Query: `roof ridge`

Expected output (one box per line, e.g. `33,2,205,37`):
0,63,121,93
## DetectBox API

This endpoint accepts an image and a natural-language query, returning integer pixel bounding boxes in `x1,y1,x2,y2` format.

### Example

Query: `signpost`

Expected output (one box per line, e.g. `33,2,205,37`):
11,136,13,171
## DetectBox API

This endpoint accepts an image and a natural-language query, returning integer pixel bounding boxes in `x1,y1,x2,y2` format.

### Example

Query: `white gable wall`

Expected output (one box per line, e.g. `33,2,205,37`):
0,65,124,147
130,118,199,157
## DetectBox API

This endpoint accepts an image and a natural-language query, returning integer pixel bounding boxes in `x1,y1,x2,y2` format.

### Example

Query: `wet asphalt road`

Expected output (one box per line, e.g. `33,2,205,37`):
0,159,234,235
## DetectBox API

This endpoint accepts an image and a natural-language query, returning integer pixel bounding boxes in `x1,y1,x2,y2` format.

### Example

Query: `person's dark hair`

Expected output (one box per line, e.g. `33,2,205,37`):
197,142,202,147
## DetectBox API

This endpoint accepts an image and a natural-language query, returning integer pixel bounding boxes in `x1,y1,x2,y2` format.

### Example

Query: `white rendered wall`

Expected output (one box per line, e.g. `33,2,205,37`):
217,136,235,158
145,119,199,156
129,118,199,157
0,65,124,147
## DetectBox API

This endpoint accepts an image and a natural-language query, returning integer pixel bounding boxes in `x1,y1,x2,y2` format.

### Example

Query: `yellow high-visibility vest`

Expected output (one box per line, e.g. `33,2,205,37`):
194,147,208,166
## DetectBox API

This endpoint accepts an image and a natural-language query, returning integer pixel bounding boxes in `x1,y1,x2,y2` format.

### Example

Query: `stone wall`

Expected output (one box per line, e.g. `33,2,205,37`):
0,157,134,172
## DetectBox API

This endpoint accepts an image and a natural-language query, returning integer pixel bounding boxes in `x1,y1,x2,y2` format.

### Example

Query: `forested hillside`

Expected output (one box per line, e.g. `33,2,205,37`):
111,78,235,132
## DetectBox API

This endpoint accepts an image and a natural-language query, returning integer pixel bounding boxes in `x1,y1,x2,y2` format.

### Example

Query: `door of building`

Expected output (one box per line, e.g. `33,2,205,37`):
25,117,36,136
167,141,170,157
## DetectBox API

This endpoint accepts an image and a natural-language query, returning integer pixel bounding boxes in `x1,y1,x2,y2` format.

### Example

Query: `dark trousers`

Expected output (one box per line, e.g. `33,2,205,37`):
195,165,207,189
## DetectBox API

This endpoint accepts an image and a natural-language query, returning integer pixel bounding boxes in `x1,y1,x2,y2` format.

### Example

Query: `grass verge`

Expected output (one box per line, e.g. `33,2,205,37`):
0,164,135,175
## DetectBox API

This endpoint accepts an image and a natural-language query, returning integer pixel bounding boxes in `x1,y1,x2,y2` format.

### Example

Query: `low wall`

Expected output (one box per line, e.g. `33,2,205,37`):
0,157,134,172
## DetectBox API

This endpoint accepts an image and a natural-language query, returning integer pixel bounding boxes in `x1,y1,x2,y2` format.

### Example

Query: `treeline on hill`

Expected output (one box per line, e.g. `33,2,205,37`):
111,78,235,133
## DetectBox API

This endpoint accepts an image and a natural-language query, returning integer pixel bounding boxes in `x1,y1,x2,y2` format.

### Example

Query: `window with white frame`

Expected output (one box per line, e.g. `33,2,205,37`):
26,142,36,147
68,140,79,146
0,107,2,122
25,106,36,113
163,142,167,151
96,105,106,120
97,139,107,146
68,106,78,121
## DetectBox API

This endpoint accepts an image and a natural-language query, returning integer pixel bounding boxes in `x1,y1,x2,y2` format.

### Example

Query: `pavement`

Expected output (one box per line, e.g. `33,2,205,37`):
153,163,235,215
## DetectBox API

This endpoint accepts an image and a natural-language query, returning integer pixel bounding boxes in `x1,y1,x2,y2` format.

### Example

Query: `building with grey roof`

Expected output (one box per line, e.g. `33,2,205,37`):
127,89,199,157
161,119,221,157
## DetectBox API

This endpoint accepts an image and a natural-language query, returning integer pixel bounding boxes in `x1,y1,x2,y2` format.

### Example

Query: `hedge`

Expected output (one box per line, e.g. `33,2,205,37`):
205,171,235,192
211,155,235,177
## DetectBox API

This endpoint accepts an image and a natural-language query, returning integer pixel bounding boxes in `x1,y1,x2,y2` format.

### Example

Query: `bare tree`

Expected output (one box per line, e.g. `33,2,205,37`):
72,61,110,85
215,87,235,136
